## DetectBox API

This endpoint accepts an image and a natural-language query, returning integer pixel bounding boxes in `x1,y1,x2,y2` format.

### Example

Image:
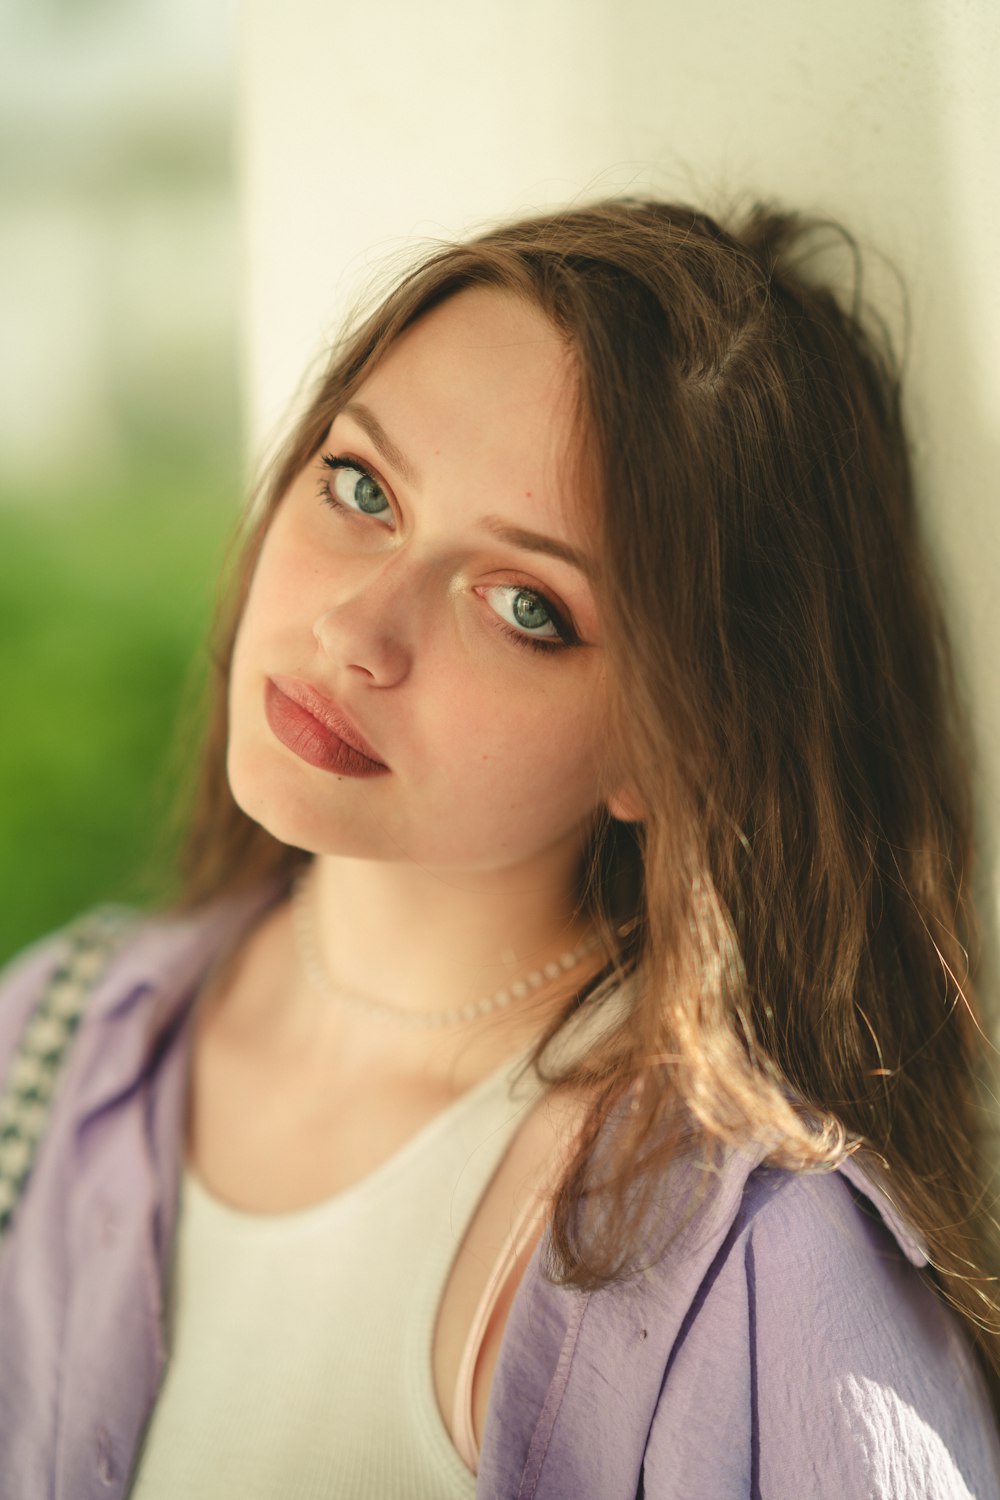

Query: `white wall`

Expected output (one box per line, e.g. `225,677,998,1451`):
240,0,1000,997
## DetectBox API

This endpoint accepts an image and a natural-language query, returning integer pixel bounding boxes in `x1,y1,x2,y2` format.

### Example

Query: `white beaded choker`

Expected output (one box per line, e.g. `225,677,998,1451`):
291,874,604,1029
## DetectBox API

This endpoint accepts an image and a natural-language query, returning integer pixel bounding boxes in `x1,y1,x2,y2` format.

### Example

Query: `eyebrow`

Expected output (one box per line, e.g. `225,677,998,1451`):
341,401,419,486
478,517,593,577
339,400,593,578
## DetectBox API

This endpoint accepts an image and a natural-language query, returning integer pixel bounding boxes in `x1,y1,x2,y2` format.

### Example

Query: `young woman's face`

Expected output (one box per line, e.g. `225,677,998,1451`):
228,287,626,881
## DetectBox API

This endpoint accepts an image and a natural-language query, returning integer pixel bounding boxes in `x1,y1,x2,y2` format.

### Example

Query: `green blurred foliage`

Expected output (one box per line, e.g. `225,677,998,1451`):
0,458,238,963
0,0,240,968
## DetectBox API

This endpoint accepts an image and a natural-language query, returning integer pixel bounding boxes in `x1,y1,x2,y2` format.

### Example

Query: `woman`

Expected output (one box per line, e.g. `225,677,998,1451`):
1,199,998,1498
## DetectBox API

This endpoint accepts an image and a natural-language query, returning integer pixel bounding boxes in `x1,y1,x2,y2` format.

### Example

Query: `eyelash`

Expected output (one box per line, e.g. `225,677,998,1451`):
316,452,579,657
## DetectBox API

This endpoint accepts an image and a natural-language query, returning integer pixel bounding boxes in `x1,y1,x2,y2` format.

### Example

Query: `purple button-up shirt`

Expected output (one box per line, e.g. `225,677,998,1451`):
1,892,998,1498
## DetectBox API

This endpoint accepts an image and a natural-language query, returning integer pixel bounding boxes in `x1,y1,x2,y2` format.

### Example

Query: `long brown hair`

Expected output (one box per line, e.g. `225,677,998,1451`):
174,199,1000,1407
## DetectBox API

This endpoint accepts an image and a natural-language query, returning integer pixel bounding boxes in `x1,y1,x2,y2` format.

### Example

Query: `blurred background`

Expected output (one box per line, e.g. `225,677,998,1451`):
2,0,998,1014
0,0,239,956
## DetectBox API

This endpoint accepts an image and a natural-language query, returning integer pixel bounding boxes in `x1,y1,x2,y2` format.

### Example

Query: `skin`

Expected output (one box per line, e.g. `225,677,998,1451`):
224,286,637,1067
188,287,640,1459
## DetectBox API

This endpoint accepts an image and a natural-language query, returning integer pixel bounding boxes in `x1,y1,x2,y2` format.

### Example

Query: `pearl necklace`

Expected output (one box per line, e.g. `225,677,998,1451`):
291,874,604,1030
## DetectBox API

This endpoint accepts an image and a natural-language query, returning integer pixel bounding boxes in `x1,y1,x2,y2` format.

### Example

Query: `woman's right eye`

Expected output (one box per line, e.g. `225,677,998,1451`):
318,455,394,527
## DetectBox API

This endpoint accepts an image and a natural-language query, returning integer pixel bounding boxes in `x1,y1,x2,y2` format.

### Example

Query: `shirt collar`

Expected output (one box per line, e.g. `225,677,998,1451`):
75,881,286,1125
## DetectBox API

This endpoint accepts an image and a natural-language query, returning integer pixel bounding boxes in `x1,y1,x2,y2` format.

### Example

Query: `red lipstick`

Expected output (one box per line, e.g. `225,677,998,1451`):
264,678,389,777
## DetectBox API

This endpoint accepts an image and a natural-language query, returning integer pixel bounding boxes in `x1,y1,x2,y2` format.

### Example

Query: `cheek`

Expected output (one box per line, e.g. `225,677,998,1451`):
234,528,319,657
253,532,313,609
428,673,608,809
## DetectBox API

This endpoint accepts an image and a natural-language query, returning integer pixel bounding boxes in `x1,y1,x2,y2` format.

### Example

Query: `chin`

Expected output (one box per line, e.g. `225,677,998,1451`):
225,741,386,860
227,740,310,849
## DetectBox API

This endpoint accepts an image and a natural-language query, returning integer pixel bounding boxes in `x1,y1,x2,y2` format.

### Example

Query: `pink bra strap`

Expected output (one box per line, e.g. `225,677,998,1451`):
451,1185,550,1472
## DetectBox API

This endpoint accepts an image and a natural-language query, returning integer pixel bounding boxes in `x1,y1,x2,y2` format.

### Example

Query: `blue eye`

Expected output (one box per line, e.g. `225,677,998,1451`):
486,586,577,653
319,455,393,525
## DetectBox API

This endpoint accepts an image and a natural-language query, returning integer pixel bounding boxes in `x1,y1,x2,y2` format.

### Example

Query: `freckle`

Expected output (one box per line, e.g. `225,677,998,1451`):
524,490,533,498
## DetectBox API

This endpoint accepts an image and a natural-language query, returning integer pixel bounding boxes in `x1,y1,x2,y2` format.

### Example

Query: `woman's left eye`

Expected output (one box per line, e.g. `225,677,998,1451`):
318,455,394,526
484,586,578,654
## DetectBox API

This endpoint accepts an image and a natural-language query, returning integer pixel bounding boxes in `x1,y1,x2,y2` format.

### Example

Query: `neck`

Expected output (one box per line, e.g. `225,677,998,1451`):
203,843,613,1094
305,847,598,1023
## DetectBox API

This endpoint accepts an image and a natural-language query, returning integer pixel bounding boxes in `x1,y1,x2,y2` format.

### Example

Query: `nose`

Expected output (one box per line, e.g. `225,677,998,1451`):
311,555,416,687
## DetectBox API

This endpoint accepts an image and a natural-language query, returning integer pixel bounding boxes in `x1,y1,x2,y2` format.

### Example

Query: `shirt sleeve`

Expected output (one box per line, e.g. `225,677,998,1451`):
640,1168,1000,1500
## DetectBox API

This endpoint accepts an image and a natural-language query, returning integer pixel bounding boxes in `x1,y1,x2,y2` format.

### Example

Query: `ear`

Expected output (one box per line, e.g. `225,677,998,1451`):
605,783,644,824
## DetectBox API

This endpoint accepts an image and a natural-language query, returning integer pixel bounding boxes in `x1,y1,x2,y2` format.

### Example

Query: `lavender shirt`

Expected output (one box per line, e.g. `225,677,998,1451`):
1,892,998,1499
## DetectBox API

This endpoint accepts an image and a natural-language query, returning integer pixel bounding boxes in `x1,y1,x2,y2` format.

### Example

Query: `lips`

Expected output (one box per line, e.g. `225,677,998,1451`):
265,676,389,775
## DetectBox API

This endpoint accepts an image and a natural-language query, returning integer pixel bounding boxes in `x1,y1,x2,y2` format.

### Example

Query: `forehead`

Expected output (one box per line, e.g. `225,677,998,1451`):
385,283,570,386
352,287,580,493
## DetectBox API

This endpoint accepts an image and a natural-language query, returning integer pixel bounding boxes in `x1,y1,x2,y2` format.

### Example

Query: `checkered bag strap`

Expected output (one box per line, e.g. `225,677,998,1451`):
0,906,135,1241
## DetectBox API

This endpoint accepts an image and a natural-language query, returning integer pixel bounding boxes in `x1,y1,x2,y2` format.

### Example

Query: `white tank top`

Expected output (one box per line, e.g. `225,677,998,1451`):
127,1046,547,1499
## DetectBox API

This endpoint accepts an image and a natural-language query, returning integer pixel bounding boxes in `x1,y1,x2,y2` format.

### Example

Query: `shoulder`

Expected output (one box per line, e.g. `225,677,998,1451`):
639,1158,1000,1498
0,926,77,1063
0,885,281,1075
0,910,133,1076
487,1150,999,1498
0,886,285,1240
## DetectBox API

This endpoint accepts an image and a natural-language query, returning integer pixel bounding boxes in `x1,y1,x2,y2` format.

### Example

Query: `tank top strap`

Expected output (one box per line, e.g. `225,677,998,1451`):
451,1188,549,1470
450,1099,589,1472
